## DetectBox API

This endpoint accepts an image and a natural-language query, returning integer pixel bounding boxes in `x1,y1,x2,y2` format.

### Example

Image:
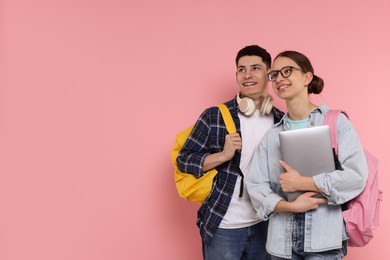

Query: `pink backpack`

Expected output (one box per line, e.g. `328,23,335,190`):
324,110,383,247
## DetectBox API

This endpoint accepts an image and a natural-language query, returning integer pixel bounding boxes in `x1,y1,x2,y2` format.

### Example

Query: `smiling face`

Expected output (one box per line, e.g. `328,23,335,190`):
236,55,269,100
270,56,313,101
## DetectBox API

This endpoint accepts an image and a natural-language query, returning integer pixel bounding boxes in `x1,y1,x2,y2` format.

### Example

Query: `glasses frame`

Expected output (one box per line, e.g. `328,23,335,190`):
267,66,305,82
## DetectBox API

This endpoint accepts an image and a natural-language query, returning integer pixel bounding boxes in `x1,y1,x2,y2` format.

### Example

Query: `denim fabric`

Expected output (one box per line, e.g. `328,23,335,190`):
270,213,344,259
202,221,271,260
246,104,369,258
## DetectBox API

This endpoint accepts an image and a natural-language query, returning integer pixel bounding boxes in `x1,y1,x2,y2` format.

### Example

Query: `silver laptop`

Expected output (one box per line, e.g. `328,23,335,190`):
279,125,336,201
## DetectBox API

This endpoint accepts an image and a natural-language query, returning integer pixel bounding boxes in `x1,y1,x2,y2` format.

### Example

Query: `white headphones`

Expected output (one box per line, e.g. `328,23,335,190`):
236,94,274,116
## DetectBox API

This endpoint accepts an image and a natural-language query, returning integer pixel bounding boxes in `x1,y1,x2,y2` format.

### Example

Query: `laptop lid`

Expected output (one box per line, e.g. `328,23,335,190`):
279,125,336,201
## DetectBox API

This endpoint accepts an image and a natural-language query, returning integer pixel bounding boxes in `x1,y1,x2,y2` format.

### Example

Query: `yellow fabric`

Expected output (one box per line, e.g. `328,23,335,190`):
172,104,236,204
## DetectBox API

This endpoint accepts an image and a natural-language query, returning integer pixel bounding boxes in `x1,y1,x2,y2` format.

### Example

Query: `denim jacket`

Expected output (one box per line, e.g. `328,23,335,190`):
246,104,368,258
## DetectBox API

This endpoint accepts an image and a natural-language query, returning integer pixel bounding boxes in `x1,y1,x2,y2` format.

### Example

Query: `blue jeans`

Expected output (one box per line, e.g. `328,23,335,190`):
202,221,270,260
271,213,345,260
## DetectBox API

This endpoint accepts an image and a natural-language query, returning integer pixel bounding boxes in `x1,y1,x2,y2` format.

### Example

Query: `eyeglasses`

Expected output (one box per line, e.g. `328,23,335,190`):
267,66,305,82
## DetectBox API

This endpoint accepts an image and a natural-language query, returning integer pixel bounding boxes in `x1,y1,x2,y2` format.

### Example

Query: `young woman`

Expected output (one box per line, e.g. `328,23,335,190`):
246,51,368,260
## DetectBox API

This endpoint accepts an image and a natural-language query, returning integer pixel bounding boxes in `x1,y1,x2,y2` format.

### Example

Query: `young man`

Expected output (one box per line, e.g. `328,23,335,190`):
177,45,284,260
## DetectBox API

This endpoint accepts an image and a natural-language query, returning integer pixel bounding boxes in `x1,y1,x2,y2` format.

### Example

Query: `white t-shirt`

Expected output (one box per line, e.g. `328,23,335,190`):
219,110,274,228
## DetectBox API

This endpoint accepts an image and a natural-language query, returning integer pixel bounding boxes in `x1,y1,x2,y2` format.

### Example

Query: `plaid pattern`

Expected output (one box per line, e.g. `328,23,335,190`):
177,97,284,245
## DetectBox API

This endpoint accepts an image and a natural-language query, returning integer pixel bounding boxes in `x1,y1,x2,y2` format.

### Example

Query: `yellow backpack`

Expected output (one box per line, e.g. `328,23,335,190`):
172,104,236,204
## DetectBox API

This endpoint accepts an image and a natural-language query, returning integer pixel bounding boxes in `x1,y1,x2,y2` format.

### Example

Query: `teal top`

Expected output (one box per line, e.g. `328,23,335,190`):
286,117,310,130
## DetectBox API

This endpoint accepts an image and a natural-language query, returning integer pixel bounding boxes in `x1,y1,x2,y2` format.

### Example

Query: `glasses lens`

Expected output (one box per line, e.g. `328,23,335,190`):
281,67,292,78
268,71,277,81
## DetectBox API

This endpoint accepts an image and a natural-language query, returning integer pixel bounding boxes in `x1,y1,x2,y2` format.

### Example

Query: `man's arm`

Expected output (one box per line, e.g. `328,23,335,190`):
202,133,242,172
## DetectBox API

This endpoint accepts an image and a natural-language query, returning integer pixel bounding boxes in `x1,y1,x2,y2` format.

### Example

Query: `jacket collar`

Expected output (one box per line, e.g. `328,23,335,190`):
274,103,330,128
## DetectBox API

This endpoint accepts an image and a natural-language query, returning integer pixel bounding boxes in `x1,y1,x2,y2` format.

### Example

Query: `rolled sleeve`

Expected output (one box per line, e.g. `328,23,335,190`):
177,150,209,177
313,115,368,205
176,109,214,178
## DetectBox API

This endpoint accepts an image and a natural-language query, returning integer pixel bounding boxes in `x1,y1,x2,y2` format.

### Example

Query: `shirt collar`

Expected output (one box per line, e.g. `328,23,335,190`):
274,103,330,128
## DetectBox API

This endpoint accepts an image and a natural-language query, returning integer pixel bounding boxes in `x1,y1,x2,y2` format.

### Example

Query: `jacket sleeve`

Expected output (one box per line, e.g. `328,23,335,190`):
246,134,284,221
176,109,212,178
313,114,369,205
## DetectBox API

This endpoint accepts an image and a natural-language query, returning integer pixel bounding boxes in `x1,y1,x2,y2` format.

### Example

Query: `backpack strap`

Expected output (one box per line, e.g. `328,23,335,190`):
218,104,236,134
324,109,348,171
324,110,342,154
324,109,350,154
218,103,244,196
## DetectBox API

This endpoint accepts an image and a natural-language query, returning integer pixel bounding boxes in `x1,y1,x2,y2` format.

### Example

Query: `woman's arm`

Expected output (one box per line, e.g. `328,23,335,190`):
312,114,368,205
274,192,327,213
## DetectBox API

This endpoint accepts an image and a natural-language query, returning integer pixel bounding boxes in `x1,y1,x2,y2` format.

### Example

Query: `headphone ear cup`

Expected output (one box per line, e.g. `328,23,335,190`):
238,97,256,116
260,96,274,115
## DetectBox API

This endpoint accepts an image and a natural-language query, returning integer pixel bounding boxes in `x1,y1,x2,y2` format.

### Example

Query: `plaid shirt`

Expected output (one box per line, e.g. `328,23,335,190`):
177,97,284,245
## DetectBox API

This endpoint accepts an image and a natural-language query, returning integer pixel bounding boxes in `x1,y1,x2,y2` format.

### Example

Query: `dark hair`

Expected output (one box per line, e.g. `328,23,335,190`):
275,51,324,94
235,45,272,69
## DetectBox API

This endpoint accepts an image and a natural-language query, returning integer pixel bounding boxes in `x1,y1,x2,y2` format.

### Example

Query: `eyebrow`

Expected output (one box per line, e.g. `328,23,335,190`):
237,64,263,69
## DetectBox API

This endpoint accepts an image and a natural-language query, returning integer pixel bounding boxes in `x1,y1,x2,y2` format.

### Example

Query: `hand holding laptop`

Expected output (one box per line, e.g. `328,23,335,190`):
279,125,336,201
279,160,323,197
289,192,328,213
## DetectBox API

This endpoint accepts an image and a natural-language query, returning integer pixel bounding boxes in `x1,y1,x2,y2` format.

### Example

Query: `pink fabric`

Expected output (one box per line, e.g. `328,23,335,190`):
324,110,383,247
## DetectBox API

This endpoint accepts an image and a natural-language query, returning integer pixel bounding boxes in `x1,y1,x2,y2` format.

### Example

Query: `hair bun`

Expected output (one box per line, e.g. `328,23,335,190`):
308,75,324,94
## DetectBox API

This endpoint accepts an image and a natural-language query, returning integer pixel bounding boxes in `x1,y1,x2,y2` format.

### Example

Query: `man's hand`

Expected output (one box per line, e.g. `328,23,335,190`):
221,133,242,161
202,133,242,172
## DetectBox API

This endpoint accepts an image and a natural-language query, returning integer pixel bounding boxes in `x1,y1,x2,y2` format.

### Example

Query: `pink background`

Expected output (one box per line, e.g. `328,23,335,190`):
1,0,389,259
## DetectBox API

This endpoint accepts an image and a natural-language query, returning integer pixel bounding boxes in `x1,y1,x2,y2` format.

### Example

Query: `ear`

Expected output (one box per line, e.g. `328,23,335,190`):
304,71,314,86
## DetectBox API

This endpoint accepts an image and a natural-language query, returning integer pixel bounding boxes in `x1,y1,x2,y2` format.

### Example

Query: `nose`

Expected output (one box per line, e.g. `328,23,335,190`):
244,69,252,78
275,71,284,81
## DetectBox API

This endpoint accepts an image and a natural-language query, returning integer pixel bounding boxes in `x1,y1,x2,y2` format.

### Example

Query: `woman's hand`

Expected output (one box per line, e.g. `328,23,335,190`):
279,160,303,192
279,160,322,194
291,192,328,213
